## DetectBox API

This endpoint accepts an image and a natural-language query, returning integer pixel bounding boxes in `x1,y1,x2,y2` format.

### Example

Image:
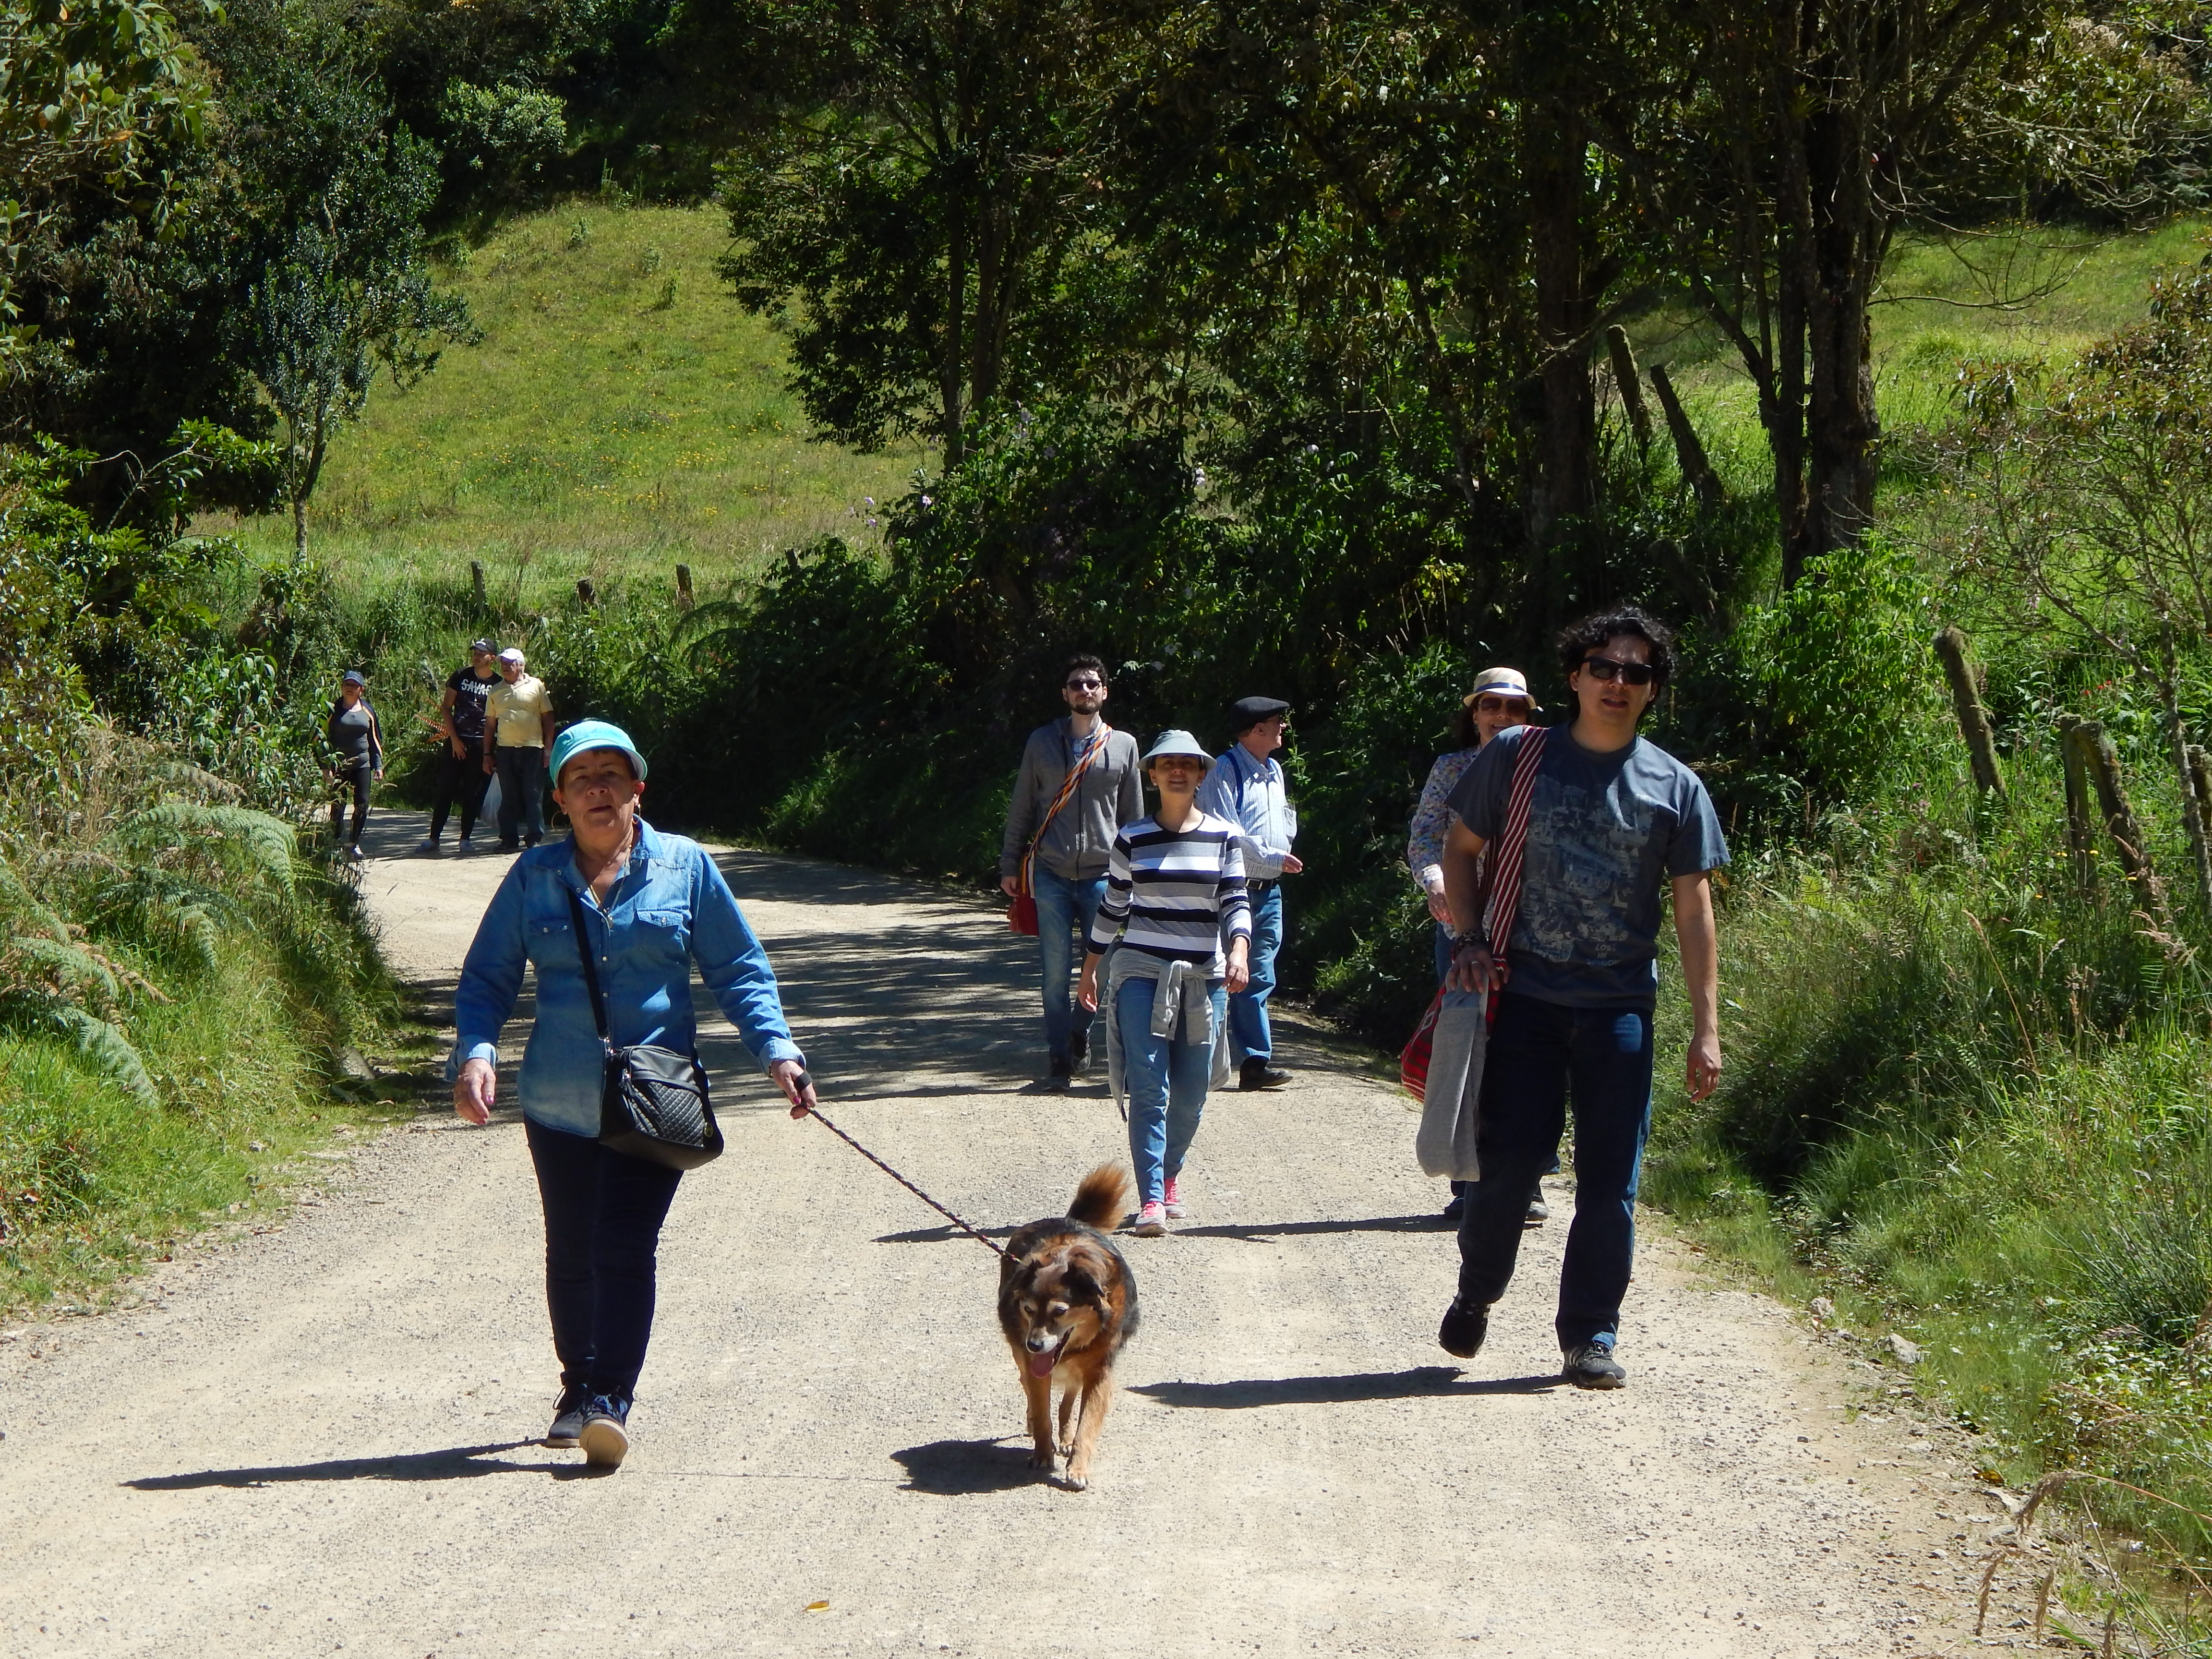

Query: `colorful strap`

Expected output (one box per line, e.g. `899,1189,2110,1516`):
1017,723,1112,897
1483,727,1550,989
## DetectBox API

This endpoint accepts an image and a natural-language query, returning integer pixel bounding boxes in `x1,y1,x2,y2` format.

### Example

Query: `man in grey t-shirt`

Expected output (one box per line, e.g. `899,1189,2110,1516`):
1435,607,1728,1390
999,654,1144,1088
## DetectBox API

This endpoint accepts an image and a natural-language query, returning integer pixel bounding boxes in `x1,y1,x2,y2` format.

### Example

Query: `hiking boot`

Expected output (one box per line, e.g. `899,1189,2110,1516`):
412,836,441,856
1068,1029,1089,1073
578,1395,631,1467
1562,1343,1627,1389
493,840,520,854
1046,1056,1072,1092
1438,1297,1489,1358
545,1384,589,1448
1130,1201,1167,1237
1525,1192,1550,1224
1239,1058,1291,1091
1163,1175,1188,1219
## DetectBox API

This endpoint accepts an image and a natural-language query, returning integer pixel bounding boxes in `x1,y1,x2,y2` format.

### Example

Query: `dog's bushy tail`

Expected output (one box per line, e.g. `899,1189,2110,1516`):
1068,1164,1129,1230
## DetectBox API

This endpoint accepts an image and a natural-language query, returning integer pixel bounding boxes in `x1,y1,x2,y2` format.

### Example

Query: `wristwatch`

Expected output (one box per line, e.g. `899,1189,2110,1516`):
1451,929,1489,955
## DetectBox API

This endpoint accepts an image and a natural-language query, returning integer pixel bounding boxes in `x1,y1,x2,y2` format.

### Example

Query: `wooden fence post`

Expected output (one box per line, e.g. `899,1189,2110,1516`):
675,564,694,609
2188,743,2212,830
1605,325,1654,452
1647,364,1722,510
1934,626,2005,799
2058,717,2097,897
576,578,596,607
2078,718,2172,926
470,560,486,608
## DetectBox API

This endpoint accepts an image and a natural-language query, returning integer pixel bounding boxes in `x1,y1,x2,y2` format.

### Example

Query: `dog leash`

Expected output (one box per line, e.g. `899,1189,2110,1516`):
801,1093,1006,1258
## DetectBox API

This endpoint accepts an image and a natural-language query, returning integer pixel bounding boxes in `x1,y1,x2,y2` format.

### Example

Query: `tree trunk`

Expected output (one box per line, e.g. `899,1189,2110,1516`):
941,202,970,469
1521,13,1594,546
2158,620,2212,922
1933,626,2004,798
2058,718,2096,897
1800,103,1879,563
1605,325,1653,452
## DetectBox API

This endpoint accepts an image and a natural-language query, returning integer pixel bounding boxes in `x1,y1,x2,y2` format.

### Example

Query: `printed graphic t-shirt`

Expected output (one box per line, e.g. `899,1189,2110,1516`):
489,675,553,748
447,667,500,742
1445,723,1729,1007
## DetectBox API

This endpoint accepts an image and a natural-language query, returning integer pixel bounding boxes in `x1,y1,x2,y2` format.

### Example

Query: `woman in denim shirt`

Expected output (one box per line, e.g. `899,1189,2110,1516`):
450,720,817,1469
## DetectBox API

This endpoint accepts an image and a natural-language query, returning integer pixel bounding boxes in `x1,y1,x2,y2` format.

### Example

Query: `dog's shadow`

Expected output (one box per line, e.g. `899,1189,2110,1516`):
890,1437,1044,1495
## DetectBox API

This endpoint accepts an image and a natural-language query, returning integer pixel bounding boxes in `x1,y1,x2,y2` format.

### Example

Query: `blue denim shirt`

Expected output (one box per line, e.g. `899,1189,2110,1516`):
448,820,804,1136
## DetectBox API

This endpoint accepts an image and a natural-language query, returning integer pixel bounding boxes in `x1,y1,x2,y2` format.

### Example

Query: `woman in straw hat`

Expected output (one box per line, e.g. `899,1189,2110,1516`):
1077,731,1252,1236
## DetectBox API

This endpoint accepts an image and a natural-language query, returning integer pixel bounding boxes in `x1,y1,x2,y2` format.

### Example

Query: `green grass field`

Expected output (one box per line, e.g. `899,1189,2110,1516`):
205,201,922,604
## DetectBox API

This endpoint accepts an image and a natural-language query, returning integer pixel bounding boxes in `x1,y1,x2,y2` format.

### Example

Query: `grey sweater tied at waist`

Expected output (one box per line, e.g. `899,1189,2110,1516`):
1101,947,1233,1117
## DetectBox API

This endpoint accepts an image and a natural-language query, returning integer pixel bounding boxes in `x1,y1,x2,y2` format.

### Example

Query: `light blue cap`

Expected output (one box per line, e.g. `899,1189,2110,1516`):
549,720,648,786
1142,729,1212,764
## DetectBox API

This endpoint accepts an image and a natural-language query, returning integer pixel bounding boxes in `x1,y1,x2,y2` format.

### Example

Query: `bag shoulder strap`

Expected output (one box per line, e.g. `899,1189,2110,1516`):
1483,727,1551,985
565,887,610,1044
1019,722,1113,887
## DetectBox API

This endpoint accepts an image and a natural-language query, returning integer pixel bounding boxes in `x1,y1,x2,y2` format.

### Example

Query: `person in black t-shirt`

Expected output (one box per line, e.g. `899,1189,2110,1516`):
416,639,501,855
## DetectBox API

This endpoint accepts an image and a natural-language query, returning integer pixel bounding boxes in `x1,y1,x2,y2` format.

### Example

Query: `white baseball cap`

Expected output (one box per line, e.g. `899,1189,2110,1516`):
497,648,526,665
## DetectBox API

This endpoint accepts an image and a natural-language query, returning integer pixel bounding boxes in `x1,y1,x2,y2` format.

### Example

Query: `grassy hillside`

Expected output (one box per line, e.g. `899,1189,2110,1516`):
208,201,921,604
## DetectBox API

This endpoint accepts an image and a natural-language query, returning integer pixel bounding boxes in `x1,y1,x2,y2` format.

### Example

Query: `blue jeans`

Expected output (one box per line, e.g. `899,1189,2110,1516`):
1455,993,1655,1350
495,746,545,844
1228,881,1283,1064
1033,865,1106,1061
1118,975,1225,1205
526,1118,684,1406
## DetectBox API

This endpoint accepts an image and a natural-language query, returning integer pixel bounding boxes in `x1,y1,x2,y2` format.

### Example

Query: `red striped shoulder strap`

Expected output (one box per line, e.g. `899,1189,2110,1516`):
1483,726,1550,988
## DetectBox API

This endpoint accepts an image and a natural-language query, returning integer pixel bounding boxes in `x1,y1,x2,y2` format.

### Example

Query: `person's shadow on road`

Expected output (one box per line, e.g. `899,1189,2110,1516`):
122,1441,611,1488
1130,1368,1560,1407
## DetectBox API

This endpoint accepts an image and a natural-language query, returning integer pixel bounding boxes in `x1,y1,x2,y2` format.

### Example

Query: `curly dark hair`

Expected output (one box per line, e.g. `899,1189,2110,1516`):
1064,652,1107,684
1555,606,1676,688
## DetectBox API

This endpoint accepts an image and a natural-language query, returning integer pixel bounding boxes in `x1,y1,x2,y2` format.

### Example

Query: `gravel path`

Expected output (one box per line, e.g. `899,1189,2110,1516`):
0,814,2035,1657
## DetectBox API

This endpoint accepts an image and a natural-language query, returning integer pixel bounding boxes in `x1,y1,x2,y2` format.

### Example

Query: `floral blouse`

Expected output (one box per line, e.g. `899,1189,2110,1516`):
1407,747,1483,890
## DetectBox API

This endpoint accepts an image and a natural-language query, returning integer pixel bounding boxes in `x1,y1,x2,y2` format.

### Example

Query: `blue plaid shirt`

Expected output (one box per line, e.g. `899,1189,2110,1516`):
449,820,804,1135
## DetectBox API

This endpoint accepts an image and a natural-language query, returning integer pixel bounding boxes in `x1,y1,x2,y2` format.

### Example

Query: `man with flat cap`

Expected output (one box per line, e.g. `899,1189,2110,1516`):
1199,695,1302,1089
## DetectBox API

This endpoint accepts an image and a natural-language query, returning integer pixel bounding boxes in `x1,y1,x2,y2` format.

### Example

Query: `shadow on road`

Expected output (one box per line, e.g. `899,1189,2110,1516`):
1130,1368,1560,1408
890,1437,1044,1495
124,1442,553,1489
1173,1214,1455,1240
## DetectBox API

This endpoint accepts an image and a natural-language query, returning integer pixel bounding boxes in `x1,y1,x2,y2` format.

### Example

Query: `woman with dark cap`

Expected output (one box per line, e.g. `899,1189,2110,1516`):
325,670,383,863
449,718,818,1469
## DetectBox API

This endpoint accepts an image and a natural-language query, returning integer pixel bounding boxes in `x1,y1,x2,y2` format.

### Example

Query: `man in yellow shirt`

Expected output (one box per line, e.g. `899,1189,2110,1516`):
485,647,555,851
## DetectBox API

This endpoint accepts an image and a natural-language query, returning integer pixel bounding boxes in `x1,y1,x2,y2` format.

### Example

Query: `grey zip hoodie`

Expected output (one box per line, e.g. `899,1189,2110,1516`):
999,719,1144,881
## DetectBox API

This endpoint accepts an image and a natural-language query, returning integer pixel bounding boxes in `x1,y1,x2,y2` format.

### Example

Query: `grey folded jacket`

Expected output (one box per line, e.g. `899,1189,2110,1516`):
1102,948,1232,1117
1415,989,1487,1181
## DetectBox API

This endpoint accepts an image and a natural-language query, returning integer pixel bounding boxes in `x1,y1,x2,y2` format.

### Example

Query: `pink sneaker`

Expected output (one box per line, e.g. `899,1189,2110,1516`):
1131,1200,1167,1237
1163,1176,1188,1219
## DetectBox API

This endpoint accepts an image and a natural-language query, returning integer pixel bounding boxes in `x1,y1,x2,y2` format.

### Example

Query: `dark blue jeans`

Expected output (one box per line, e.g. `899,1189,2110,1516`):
1032,865,1106,1061
1227,881,1282,1064
494,746,544,845
1455,993,1655,1351
526,1118,683,1405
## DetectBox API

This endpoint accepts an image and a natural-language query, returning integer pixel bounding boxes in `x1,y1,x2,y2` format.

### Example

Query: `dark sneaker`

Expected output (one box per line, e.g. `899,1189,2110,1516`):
1438,1297,1489,1358
545,1384,589,1448
412,836,441,856
578,1395,631,1467
1563,1343,1627,1389
1068,1030,1089,1073
1046,1057,1073,1092
493,840,520,853
1525,1193,1550,1224
1239,1059,1291,1091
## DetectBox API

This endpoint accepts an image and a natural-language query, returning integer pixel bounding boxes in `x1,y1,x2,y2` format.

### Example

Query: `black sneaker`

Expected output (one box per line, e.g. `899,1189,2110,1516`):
1239,1059,1291,1091
1562,1342,1627,1389
1046,1057,1073,1092
578,1395,631,1467
1438,1297,1489,1358
1525,1193,1550,1224
545,1384,589,1448
1068,1030,1089,1072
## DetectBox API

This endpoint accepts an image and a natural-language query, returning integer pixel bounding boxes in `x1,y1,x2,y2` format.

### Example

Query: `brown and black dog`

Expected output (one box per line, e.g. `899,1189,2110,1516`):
997,1165,1141,1491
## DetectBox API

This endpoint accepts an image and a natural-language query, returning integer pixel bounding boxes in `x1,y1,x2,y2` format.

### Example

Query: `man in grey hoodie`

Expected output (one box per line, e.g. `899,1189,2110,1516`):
1000,654,1144,1089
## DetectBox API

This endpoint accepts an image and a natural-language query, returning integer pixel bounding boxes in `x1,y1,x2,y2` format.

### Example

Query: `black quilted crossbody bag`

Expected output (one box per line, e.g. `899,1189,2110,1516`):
567,888,725,1170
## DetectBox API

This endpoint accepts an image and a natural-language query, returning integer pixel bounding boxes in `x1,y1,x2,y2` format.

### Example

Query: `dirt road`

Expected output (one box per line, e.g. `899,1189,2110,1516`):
0,815,2025,1657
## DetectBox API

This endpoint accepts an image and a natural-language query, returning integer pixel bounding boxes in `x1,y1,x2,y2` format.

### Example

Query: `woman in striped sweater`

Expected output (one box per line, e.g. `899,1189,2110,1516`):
1077,730,1252,1235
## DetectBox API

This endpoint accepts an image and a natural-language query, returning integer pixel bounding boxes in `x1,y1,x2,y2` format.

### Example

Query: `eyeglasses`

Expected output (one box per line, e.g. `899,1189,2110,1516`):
1473,695,1527,713
1579,656,1658,686
1065,677,1104,690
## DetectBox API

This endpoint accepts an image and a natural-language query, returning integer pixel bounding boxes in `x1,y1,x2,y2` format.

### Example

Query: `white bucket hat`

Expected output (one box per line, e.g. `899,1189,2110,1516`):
1464,665,1539,710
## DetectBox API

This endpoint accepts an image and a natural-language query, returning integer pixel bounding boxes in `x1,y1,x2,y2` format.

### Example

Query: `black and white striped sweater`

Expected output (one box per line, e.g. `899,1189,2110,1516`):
1088,810,1252,973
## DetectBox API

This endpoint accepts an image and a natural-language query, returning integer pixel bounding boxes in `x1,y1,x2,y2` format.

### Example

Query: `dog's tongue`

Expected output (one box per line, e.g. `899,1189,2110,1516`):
1026,1346,1059,1378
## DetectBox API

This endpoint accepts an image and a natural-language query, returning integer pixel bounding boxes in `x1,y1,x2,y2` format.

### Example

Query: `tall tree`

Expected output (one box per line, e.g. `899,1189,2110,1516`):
717,0,1113,465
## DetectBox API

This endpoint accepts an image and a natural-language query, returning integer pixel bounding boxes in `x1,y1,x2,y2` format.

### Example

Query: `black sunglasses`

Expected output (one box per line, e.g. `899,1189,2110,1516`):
1066,676,1104,690
1580,656,1658,686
